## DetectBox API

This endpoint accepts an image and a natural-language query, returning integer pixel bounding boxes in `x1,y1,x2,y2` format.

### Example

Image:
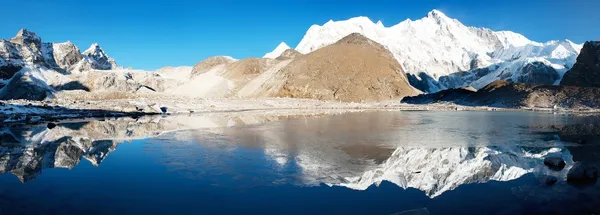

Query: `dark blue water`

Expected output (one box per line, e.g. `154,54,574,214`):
1,111,599,214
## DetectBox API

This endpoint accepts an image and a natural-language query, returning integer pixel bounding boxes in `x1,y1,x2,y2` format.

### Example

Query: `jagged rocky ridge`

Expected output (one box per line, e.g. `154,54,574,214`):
0,30,416,102
0,29,122,100
0,29,117,76
292,10,582,92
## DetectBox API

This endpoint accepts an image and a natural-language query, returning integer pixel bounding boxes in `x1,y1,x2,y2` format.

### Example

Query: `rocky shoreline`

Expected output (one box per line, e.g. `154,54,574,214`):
3,96,600,125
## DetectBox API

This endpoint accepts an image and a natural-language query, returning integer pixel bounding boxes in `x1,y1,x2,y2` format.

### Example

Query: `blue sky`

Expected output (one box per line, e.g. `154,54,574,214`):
2,0,599,70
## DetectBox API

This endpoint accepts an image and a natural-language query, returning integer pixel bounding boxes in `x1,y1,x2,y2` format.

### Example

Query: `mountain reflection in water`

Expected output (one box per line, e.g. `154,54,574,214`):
1,111,597,199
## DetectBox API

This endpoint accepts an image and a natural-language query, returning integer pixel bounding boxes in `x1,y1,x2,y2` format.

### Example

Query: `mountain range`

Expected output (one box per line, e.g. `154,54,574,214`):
280,9,582,92
0,9,596,104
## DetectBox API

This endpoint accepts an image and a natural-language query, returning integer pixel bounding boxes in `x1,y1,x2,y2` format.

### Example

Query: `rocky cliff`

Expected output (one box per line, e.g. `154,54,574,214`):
560,41,600,87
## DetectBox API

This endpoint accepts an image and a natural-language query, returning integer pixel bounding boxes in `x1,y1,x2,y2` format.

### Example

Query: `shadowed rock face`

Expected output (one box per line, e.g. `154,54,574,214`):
51,42,83,71
0,72,51,100
0,64,22,80
561,41,600,87
517,62,559,85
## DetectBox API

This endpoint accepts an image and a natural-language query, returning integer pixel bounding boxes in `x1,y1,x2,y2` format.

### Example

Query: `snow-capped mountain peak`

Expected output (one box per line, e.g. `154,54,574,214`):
10,28,42,48
493,31,535,48
426,9,450,21
83,43,103,55
263,42,291,59
80,43,117,70
293,10,582,92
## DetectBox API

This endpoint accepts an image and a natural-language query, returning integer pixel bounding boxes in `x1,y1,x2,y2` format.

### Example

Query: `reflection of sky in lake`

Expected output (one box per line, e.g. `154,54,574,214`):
0,111,599,214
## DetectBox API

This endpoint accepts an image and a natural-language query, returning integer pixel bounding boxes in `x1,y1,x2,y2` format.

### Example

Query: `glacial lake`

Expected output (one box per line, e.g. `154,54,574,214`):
1,111,599,214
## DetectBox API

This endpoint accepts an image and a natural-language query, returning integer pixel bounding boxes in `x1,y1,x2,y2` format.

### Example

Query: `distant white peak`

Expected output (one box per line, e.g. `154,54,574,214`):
263,42,291,59
345,16,375,25
560,39,583,52
376,20,384,27
83,43,103,54
80,42,117,70
15,29,40,39
494,31,533,48
567,40,584,52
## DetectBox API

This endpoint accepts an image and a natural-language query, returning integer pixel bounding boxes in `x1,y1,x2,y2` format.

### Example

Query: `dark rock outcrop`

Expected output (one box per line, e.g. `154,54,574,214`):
403,80,600,109
552,124,600,144
561,41,600,87
0,64,22,80
401,87,476,104
407,72,443,93
567,162,599,185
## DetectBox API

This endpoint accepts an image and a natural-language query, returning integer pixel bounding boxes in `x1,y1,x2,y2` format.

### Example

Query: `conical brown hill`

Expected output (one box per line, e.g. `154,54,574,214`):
277,33,420,102
190,56,236,76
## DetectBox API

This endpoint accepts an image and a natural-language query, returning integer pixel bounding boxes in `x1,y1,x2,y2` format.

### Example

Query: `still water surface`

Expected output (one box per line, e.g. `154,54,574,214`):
1,111,599,214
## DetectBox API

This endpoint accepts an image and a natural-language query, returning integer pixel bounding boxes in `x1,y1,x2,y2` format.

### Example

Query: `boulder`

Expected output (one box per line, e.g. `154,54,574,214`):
544,156,566,171
47,123,57,129
540,175,558,186
567,162,599,185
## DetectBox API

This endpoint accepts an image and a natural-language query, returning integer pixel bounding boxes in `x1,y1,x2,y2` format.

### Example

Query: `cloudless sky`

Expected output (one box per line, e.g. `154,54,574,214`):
2,0,599,70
